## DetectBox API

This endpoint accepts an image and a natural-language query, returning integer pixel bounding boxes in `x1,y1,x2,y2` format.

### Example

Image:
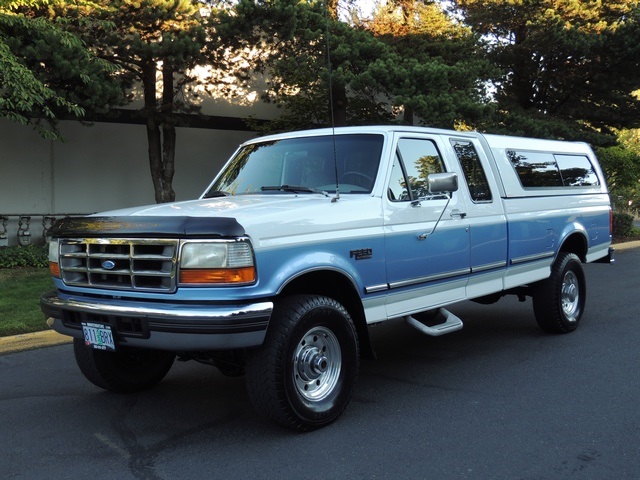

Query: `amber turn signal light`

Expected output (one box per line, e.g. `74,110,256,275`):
49,262,60,278
180,267,256,285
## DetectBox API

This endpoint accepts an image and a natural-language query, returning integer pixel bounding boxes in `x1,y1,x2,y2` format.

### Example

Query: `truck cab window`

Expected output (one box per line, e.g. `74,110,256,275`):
451,140,492,202
388,138,445,201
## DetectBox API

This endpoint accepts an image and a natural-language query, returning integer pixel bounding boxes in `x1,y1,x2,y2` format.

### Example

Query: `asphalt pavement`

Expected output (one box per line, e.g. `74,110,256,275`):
1,245,639,480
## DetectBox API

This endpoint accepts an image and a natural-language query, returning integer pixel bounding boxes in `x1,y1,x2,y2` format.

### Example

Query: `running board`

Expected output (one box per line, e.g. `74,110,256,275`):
405,308,464,336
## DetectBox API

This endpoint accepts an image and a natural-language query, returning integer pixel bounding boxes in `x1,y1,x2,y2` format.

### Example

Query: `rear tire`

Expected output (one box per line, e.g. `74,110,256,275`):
245,295,359,431
73,339,175,393
533,252,586,333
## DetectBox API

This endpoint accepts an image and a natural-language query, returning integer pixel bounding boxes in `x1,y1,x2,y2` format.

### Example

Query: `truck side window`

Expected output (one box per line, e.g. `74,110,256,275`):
508,150,599,188
507,150,563,187
451,140,492,202
388,138,445,201
388,155,410,201
554,154,599,186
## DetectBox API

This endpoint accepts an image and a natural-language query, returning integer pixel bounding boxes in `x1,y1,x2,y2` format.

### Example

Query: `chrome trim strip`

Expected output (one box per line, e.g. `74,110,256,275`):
471,260,507,273
388,267,471,290
510,251,555,265
40,290,273,322
364,283,389,294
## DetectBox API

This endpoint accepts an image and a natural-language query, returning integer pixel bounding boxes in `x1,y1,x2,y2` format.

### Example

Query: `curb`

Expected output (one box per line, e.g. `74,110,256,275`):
0,329,72,355
1,240,638,355
612,240,640,251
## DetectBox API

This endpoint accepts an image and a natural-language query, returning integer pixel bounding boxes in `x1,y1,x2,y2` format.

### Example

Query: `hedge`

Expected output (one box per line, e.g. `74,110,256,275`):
0,244,49,268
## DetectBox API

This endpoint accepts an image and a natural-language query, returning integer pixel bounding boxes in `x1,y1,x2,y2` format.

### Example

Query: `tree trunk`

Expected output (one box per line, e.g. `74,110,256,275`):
403,106,414,125
159,60,176,203
509,25,535,111
146,121,166,203
160,125,176,202
330,83,348,127
142,60,176,204
142,62,164,204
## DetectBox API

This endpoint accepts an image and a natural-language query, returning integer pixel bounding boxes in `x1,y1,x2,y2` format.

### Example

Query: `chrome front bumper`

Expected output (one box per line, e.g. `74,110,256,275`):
40,290,273,351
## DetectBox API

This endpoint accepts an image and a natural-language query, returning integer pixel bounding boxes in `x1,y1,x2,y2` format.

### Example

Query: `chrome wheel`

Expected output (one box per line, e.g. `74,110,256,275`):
533,252,585,334
245,295,359,430
561,270,580,322
293,326,341,402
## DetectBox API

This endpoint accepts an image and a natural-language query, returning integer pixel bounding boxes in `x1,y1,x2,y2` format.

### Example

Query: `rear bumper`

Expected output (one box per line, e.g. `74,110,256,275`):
40,290,272,351
593,246,615,264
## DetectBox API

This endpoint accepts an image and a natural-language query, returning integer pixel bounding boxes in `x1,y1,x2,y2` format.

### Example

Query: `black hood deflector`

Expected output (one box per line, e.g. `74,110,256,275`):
48,216,245,239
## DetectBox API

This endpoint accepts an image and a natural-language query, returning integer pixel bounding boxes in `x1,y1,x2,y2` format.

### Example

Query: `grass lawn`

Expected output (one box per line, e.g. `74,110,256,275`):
0,268,53,337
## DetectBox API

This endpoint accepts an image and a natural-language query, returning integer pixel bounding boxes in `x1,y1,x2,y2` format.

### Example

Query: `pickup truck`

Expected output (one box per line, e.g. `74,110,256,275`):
41,125,613,430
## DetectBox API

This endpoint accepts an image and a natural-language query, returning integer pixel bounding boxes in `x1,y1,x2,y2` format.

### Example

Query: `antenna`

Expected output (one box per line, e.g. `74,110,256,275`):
323,0,340,202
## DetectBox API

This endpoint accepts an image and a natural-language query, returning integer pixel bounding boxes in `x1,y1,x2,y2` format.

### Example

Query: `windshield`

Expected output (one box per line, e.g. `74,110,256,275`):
205,134,384,196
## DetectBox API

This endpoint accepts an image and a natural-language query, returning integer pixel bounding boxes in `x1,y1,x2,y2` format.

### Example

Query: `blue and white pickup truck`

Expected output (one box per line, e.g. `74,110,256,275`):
41,125,613,430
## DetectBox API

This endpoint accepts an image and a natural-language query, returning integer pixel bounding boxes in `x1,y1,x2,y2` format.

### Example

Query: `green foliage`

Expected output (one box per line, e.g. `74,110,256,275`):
0,1,124,139
232,0,493,133
450,0,640,144
2,0,216,202
229,0,392,131
369,0,494,127
76,0,213,105
59,0,225,203
3,0,640,200
596,145,640,214
0,267,53,337
612,212,635,238
616,129,640,156
0,244,49,269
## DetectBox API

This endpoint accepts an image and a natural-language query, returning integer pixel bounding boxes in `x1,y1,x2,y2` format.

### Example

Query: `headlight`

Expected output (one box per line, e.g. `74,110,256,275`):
181,243,229,269
179,241,256,285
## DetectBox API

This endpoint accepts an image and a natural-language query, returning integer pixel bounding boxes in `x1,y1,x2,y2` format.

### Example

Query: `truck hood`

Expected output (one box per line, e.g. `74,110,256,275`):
98,194,330,219
82,194,383,246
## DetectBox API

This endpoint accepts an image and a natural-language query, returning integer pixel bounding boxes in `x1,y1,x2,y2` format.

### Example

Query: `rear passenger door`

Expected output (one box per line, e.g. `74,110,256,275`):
447,136,508,299
383,134,471,318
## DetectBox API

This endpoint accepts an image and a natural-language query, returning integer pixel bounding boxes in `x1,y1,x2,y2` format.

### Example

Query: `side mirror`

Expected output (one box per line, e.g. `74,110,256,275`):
428,172,458,195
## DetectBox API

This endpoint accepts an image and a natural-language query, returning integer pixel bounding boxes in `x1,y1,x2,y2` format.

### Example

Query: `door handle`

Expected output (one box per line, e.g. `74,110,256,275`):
450,209,467,219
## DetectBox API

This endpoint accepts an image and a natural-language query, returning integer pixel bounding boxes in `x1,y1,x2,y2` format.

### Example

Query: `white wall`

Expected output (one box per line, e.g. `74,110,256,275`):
0,118,259,244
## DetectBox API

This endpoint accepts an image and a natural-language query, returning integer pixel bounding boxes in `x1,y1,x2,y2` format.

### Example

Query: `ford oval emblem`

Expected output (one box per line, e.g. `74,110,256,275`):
102,260,116,270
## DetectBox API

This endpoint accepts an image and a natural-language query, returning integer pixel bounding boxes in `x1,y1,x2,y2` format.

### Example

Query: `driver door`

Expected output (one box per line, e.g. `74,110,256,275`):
383,134,471,318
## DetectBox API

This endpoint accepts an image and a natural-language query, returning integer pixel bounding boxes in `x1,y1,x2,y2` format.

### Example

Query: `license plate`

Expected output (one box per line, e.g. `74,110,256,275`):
81,322,116,351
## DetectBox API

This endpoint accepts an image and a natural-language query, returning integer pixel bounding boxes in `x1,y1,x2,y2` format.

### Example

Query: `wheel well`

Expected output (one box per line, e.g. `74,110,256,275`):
559,232,588,262
279,270,375,359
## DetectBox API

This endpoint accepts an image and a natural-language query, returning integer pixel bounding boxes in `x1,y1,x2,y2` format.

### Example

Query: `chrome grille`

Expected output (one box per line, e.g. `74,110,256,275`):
59,238,178,292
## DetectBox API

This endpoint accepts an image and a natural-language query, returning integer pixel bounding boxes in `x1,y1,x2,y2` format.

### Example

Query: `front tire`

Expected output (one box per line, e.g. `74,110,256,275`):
245,295,360,431
73,339,175,393
533,252,586,333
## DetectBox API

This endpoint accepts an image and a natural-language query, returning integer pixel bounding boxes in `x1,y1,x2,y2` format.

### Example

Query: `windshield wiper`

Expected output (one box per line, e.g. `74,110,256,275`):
202,190,231,198
261,185,329,196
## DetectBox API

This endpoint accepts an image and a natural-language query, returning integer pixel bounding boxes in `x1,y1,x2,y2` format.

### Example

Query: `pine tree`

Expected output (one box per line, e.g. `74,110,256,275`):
230,0,492,132
451,0,640,143
64,0,216,203
368,0,493,128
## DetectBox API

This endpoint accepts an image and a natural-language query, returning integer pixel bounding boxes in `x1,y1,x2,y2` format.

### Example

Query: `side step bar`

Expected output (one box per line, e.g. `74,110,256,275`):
405,308,463,337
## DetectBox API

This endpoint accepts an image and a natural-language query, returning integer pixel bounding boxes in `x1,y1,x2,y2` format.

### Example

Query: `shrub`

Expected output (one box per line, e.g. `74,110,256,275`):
612,212,635,237
597,146,640,215
0,244,49,268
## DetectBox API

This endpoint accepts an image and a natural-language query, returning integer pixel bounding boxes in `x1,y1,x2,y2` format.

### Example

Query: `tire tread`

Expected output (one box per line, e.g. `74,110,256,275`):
245,295,359,430
533,252,585,334
73,339,175,393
